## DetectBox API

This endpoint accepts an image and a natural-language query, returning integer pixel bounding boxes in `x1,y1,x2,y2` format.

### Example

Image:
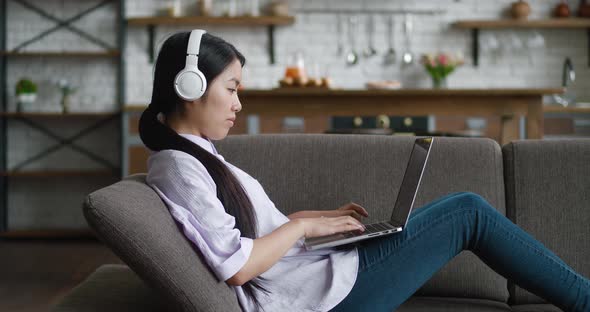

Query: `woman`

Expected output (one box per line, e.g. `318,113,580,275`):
139,30,590,312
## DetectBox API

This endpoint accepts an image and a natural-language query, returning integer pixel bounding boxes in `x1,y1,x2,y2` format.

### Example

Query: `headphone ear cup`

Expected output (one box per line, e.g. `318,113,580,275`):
174,69,207,101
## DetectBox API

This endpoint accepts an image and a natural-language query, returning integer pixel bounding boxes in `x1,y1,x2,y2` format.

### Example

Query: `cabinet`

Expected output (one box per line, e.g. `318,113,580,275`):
0,0,125,237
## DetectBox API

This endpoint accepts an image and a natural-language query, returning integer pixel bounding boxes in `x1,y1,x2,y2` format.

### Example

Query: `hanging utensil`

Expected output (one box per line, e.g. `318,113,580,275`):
363,14,377,58
346,16,359,66
336,14,344,56
402,14,414,65
383,15,396,65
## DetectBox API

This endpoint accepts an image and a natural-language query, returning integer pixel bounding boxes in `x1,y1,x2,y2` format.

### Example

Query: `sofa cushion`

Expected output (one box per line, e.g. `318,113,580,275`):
215,134,508,302
52,264,166,312
510,304,563,312
397,296,512,311
82,174,242,312
502,139,590,305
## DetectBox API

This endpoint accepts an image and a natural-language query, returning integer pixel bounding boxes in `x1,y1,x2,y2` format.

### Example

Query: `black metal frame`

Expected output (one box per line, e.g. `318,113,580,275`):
1,0,8,232
10,0,117,52
8,115,120,172
117,0,126,178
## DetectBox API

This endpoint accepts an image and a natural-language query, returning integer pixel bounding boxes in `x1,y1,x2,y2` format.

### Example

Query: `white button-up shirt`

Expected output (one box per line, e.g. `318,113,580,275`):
146,134,359,312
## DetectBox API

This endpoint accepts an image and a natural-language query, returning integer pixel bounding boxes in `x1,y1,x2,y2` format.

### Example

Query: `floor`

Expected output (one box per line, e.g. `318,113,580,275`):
0,238,123,312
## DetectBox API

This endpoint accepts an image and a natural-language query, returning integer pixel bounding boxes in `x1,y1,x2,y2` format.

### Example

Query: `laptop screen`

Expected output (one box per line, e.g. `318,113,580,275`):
390,137,433,226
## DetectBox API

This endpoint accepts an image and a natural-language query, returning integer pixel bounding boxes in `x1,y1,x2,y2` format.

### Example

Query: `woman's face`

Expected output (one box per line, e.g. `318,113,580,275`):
182,58,243,140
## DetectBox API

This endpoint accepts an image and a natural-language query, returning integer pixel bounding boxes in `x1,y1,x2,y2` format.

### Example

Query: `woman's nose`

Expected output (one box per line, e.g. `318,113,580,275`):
233,99,242,112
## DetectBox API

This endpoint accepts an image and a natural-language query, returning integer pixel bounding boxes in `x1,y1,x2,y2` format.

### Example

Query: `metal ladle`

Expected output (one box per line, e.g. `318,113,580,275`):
346,16,359,66
402,14,414,65
336,14,344,56
363,14,377,58
383,15,396,65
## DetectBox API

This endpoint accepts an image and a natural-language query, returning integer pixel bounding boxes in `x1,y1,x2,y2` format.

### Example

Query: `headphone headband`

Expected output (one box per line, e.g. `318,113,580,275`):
187,29,206,58
174,29,208,101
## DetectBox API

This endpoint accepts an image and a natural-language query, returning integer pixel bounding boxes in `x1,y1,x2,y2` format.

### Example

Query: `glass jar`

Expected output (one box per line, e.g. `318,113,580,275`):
284,51,306,79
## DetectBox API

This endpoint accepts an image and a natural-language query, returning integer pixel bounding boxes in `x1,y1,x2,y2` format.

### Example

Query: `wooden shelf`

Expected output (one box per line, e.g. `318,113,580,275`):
453,18,590,29
452,18,590,67
1,50,120,57
0,169,119,177
0,229,96,239
1,111,120,118
127,15,295,26
127,15,295,64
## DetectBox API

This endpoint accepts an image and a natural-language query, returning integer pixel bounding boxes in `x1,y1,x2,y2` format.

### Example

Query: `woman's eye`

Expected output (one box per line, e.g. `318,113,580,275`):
228,88,237,93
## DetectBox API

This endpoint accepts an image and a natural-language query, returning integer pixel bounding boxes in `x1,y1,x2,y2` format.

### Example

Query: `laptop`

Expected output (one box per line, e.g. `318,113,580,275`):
304,137,434,251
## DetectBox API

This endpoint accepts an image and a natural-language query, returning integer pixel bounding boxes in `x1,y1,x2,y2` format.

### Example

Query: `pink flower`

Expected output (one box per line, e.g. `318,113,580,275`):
437,54,448,66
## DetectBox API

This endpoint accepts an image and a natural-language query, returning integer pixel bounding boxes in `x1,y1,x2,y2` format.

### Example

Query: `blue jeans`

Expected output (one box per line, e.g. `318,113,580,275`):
330,192,590,312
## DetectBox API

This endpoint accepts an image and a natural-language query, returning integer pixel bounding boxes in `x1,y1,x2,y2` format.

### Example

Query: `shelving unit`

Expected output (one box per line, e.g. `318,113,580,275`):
0,0,125,237
127,15,295,64
452,18,590,67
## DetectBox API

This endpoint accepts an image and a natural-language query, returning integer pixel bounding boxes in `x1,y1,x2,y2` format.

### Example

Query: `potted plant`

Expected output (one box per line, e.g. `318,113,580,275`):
15,78,38,112
420,52,464,89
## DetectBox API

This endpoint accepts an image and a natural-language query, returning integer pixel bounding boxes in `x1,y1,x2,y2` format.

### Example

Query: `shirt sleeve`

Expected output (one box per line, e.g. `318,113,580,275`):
147,151,254,282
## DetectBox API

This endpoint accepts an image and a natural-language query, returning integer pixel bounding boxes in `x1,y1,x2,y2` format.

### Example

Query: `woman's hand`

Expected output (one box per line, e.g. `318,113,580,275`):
334,202,369,221
299,216,365,238
287,203,370,221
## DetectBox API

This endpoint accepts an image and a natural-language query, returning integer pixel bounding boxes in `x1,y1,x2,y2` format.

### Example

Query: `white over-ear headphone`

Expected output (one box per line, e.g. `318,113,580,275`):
174,29,207,101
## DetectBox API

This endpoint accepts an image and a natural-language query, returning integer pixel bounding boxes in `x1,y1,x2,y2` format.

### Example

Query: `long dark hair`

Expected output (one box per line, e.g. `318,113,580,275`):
138,31,270,310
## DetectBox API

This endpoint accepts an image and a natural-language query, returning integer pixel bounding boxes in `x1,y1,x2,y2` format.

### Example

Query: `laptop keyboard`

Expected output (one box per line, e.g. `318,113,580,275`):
341,222,395,238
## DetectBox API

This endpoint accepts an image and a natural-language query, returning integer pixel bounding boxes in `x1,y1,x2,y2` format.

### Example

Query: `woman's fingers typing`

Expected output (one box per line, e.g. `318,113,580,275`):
302,216,365,238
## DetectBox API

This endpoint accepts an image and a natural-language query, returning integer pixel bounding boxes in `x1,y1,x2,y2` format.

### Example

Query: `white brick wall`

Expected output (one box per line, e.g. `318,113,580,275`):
125,0,589,101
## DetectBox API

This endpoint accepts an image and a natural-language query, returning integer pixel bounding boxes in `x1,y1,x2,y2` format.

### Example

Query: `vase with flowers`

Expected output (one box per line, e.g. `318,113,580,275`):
56,79,77,113
421,52,464,89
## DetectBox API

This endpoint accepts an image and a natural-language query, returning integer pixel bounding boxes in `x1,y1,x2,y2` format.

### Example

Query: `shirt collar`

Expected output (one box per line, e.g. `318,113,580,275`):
179,133,219,155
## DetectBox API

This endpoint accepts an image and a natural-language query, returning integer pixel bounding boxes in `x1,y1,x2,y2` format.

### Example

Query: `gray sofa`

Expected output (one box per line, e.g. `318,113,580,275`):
53,134,590,312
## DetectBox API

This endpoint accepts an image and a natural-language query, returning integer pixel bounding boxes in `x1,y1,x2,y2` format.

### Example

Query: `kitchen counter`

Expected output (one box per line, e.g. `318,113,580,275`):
124,87,565,146
239,88,564,96
237,87,565,145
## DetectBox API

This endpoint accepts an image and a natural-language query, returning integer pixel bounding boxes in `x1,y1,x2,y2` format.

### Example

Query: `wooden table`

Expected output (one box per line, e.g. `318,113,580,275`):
238,88,565,145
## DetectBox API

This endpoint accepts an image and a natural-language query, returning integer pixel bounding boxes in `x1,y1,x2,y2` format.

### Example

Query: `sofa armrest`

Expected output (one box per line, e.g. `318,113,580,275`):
52,264,167,312
503,139,590,305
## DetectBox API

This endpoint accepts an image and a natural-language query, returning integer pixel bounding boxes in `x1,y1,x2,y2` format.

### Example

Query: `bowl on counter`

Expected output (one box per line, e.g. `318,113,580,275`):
365,80,402,90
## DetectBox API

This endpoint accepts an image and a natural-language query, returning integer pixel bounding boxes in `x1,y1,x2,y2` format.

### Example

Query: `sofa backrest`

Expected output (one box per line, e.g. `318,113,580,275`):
215,134,509,302
83,174,242,312
83,134,509,311
503,139,590,305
